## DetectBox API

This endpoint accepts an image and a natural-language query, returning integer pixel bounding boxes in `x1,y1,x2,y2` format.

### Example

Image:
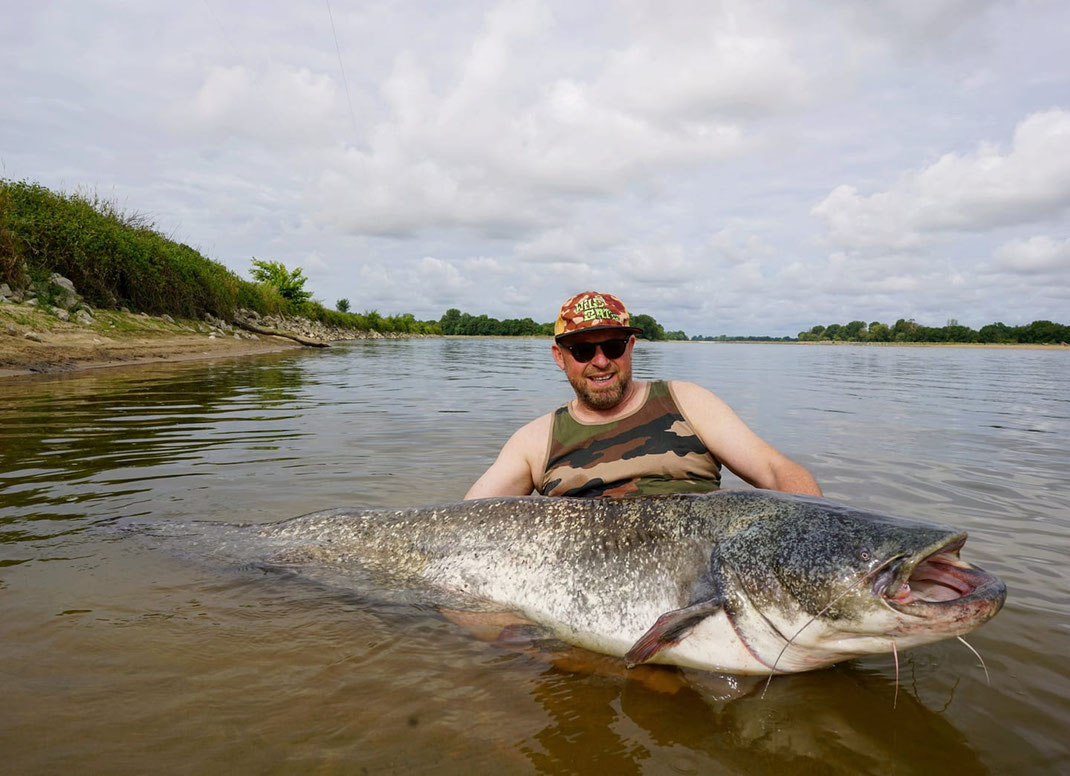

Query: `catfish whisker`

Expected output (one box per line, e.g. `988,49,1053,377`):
892,639,899,709
957,636,991,685
761,554,902,698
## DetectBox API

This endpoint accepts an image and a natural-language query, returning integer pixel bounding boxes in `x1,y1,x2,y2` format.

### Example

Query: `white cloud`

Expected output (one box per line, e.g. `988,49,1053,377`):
515,228,588,263
830,0,1002,55
514,225,619,264
310,67,746,237
299,1,793,239
620,244,700,286
179,65,344,147
594,4,812,121
418,256,469,292
708,224,775,265
993,235,1070,274
812,109,1070,251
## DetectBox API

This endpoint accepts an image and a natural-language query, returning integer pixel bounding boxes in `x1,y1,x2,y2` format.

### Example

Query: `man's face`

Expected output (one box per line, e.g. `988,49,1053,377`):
552,331,635,411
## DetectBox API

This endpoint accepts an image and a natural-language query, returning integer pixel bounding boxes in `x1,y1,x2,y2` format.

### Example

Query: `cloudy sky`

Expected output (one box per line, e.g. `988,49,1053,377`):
3,1,1068,336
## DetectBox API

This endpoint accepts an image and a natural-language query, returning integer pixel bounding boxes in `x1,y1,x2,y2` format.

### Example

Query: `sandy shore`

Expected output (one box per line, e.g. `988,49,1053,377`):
0,303,305,379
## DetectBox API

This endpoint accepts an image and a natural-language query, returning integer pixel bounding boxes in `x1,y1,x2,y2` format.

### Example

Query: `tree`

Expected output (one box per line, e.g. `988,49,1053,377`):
1022,320,1068,344
844,320,866,339
439,308,462,334
867,322,891,342
336,298,351,313
249,258,312,305
389,313,415,333
945,324,978,343
892,318,918,341
630,313,665,341
978,322,1014,343
364,309,383,331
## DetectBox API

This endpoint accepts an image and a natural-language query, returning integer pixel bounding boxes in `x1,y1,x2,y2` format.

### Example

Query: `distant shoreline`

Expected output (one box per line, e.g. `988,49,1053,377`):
5,313,1066,382
685,339,1068,350
449,334,1068,350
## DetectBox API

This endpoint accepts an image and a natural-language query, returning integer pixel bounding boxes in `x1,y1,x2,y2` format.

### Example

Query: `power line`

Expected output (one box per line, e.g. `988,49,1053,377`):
325,0,359,143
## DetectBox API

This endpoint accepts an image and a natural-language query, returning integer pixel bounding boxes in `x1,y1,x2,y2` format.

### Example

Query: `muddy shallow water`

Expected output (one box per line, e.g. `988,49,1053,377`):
1,339,1067,774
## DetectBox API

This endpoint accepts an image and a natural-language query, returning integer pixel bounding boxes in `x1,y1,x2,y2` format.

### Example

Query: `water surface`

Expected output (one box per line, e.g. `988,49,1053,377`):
1,340,1067,774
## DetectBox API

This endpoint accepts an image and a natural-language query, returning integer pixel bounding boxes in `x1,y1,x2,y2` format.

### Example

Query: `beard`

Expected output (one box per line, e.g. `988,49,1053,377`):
567,363,632,411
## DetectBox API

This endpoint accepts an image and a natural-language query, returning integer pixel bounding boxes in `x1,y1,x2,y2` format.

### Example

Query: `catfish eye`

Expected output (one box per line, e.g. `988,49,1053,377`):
859,549,871,561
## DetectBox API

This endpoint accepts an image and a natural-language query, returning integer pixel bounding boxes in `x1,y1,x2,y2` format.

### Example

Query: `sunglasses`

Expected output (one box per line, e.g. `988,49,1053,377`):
562,338,631,363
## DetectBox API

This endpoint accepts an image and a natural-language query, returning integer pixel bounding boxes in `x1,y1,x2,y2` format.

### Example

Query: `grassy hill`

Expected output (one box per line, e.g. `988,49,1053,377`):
0,179,438,335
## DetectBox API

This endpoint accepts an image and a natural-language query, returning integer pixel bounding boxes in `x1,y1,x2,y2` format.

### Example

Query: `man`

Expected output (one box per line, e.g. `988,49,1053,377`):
465,291,821,499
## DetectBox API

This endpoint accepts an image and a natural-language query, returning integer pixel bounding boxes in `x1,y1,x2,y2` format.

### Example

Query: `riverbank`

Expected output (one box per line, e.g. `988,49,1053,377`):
684,340,1068,350
6,305,1064,380
780,339,1067,349
0,303,406,379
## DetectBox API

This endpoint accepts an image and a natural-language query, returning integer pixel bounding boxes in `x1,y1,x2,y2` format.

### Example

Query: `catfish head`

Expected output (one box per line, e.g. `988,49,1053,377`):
625,492,1007,674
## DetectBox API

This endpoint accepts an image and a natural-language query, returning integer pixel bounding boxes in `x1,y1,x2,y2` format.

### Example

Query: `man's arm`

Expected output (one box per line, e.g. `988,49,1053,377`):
671,381,822,496
464,414,552,499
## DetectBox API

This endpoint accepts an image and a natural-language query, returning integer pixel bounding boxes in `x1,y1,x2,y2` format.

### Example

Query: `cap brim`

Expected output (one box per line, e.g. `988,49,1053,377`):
555,325,643,343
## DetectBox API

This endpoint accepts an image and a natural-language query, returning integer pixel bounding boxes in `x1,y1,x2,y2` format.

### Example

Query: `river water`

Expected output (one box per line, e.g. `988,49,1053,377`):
1,339,1067,774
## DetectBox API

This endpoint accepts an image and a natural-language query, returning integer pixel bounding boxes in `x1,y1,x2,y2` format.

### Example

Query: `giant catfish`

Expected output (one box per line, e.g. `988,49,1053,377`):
139,490,1007,675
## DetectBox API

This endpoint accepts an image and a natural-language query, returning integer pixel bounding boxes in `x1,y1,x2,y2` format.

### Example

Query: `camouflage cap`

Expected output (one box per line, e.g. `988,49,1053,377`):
553,292,643,341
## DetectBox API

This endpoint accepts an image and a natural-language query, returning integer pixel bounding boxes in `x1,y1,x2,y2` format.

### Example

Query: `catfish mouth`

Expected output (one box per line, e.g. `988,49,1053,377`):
874,536,1007,615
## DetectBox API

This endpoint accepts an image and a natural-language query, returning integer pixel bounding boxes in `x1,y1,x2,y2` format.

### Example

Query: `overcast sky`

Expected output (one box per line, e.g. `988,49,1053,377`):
3,1,1068,336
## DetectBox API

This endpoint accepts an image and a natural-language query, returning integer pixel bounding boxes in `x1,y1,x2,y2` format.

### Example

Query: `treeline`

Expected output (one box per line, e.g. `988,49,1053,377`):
438,308,551,336
0,179,439,334
438,309,684,340
691,335,795,342
798,318,1069,344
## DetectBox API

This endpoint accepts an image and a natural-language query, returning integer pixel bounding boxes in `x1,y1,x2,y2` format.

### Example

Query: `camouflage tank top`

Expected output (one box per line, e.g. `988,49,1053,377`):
538,380,721,498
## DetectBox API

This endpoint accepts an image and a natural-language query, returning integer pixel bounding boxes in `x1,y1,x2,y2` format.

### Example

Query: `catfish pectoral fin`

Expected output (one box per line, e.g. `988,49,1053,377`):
496,623,568,651
440,608,538,642
624,599,723,667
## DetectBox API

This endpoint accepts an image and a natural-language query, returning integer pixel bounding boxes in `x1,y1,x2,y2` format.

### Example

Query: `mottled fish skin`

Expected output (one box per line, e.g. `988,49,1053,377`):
149,490,1007,675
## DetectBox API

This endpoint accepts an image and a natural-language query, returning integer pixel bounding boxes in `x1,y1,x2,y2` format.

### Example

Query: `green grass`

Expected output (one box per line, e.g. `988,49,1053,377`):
0,179,440,335
2,304,212,339
0,308,38,328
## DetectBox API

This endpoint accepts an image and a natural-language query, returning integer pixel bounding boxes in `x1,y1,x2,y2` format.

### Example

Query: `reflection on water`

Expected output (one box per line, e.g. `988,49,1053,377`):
517,665,990,776
1,340,1068,774
1,355,310,540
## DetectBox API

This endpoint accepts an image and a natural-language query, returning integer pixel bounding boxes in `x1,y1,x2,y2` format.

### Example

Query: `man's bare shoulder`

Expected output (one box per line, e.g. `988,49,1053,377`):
508,411,554,452
667,380,725,407
667,380,744,441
